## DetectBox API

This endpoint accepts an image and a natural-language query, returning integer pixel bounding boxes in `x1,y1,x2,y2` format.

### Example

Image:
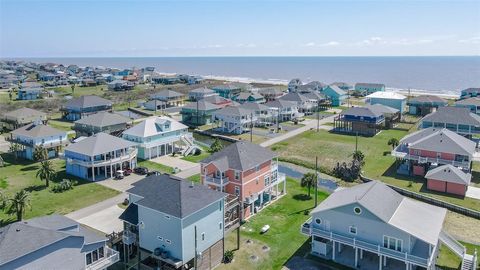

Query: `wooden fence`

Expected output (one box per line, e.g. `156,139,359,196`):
360,175,480,220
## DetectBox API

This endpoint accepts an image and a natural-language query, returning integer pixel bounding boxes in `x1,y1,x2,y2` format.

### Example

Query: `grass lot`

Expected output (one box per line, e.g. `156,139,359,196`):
48,119,74,132
217,178,329,270
137,159,174,174
271,125,480,211
181,146,211,163
437,241,480,269
0,154,119,224
187,174,201,183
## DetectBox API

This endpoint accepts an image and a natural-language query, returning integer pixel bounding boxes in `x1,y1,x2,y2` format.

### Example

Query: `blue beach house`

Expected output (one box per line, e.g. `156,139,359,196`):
62,95,113,121
9,123,68,160
64,133,137,181
18,88,43,100
354,83,385,95
407,95,447,116
366,91,407,114
455,97,480,115
323,85,347,106
460,88,480,99
119,174,239,270
211,84,242,99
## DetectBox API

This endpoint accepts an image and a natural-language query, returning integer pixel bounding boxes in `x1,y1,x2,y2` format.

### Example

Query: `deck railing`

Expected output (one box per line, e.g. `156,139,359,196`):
86,247,120,270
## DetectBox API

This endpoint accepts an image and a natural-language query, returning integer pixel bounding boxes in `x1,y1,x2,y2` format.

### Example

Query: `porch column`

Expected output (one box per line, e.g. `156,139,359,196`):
383,255,387,267
92,167,95,181
355,248,358,267
360,249,363,259
104,166,107,178
338,243,342,253
379,255,382,270
332,241,336,261
405,263,409,270
110,164,113,177
260,191,263,206
284,178,287,194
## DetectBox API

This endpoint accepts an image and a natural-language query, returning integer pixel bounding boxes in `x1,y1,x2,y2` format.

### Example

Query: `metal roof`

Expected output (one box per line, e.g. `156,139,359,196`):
425,164,472,185
74,112,130,127
11,123,66,138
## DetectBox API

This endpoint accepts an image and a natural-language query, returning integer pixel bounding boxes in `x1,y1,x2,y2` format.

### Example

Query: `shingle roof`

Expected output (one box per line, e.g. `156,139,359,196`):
182,100,221,111
258,87,284,95
302,91,326,101
201,141,276,171
236,92,264,100
11,123,65,138
65,132,136,156
311,181,446,245
325,85,346,95
213,106,252,117
119,203,139,225
74,112,130,127
455,97,480,106
408,95,447,105
342,106,384,118
189,87,215,94
122,116,187,138
0,215,105,265
3,108,46,120
400,128,476,157
239,102,270,112
355,83,385,88
203,95,232,104
126,174,226,218
422,107,480,126
425,164,472,185
150,89,184,99
65,95,112,109
279,92,310,103
265,99,297,109
461,88,480,94
366,104,399,114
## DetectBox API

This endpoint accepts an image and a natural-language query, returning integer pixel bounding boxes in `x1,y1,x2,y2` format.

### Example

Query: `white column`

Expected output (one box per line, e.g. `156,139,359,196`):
360,249,363,259
104,166,107,178
379,255,382,270
110,164,113,177
260,191,263,206
383,255,387,267
338,243,342,253
355,248,358,267
92,167,95,181
284,178,287,194
332,241,336,261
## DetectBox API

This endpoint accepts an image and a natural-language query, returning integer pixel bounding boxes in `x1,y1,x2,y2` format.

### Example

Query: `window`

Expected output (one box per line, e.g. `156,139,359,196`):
353,207,362,215
235,186,240,196
436,152,441,159
219,201,223,211
349,226,357,235
201,232,205,241
92,250,98,261
264,176,270,186
255,165,260,171
235,171,240,180
383,236,402,252
315,218,322,225
256,178,259,185
86,253,92,265
165,239,172,244
99,247,104,258
157,236,163,241
219,222,223,229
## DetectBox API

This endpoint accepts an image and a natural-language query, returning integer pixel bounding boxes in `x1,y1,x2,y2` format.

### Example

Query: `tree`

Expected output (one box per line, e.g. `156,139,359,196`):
352,150,365,167
300,172,316,197
6,190,31,221
387,138,399,150
9,142,21,161
33,144,48,161
209,138,224,153
36,160,56,187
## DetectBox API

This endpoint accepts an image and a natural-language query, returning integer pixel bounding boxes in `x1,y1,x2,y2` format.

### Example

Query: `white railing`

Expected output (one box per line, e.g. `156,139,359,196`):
204,176,229,186
391,151,470,168
86,247,120,270
65,148,137,167
302,223,429,267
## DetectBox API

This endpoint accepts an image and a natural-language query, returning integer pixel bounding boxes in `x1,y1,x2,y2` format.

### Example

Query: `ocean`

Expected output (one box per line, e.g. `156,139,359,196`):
10,56,480,95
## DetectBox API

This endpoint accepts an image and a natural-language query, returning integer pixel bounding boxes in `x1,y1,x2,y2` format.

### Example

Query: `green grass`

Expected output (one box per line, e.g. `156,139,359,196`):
137,159,174,174
181,147,211,163
0,154,120,224
271,127,480,211
437,241,480,269
48,119,74,132
217,178,329,270
187,174,201,183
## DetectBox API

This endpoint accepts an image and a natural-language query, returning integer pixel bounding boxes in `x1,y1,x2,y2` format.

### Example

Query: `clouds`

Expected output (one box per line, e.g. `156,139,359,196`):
459,36,480,44
304,41,340,47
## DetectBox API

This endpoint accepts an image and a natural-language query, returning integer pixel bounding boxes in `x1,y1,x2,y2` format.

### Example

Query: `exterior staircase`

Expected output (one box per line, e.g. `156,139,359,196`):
439,230,477,270
180,134,200,156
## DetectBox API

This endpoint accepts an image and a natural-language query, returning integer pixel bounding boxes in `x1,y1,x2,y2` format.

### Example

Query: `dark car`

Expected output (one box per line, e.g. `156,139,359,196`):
124,168,132,176
146,170,161,177
134,167,149,175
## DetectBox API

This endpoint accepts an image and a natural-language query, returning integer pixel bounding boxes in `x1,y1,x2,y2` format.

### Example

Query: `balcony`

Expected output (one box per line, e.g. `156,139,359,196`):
6,137,68,148
64,148,138,167
391,150,470,168
301,220,430,267
122,230,136,245
204,175,229,186
86,247,120,270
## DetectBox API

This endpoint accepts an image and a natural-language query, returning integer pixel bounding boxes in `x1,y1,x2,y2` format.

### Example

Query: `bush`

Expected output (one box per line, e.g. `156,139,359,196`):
304,210,310,215
223,250,234,263
407,181,413,187
193,148,201,156
52,179,74,193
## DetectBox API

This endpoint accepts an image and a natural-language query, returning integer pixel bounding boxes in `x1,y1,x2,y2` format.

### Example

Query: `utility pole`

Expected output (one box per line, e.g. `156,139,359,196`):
315,156,318,207
194,225,198,270
355,132,358,152
277,107,280,133
250,112,253,142
316,99,320,132
196,99,199,126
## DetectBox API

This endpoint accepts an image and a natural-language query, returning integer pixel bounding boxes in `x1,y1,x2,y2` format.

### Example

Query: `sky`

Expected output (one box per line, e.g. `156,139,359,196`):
0,0,479,57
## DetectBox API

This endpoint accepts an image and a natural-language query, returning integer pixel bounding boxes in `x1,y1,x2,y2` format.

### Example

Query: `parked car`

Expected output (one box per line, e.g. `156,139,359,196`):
147,170,161,176
115,170,124,180
124,168,132,176
134,167,149,175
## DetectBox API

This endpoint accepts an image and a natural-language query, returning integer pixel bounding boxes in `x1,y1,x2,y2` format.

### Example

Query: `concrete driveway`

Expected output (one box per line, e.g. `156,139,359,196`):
77,205,125,234
97,173,147,192
466,186,480,200
151,155,200,178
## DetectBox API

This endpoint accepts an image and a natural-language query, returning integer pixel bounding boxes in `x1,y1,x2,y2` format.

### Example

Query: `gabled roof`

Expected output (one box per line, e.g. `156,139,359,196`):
150,89,184,99
366,104,399,114
331,82,352,88
189,87,215,94
258,87,284,96
65,95,112,109
455,97,480,106
65,132,136,156
366,91,406,100
3,108,47,119
312,181,446,245
239,102,270,112
182,100,221,111
461,88,480,94
203,95,232,104
265,99,297,109
74,112,130,127
201,141,276,171
119,203,139,225
425,164,472,185
122,116,187,138
422,107,480,126
342,106,384,118
0,215,105,266
11,123,65,138
126,174,226,218
355,82,385,88
213,106,252,117
400,128,476,157
325,85,346,95
235,92,263,100
408,95,447,105
279,92,310,103
302,91,326,101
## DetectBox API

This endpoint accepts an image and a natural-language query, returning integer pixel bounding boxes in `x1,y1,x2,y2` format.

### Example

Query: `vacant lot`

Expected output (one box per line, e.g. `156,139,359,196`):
0,154,119,224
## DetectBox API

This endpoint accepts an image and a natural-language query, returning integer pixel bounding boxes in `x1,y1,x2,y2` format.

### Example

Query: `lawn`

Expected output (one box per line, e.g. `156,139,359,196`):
437,241,480,269
181,146,211,163
271,126,480,211
48,119,74,132
187,174,201,183
216,178,329,270
0,154,119,224
137,159,174,174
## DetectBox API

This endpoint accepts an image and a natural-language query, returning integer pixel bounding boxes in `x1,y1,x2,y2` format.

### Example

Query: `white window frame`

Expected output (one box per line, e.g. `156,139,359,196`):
234,186,240,196
383,235,402,252
349,226,357,235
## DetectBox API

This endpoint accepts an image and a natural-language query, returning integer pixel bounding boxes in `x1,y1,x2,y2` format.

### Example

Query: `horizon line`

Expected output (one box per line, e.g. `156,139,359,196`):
2,55,480,59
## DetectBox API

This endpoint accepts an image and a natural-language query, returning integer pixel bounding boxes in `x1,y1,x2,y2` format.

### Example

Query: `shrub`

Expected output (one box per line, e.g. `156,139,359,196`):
223,250,234,263
407,181,413,188
304,210,310,215
52,179,74,193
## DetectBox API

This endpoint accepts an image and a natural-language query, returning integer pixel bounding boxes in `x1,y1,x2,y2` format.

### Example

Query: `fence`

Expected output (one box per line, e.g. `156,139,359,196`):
360,175,480,220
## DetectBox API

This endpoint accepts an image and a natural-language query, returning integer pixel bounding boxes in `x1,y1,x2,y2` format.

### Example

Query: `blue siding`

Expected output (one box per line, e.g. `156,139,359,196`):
367,98,406,114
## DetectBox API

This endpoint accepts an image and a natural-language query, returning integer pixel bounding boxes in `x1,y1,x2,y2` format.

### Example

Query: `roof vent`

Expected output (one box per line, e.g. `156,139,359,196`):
16,228,21,232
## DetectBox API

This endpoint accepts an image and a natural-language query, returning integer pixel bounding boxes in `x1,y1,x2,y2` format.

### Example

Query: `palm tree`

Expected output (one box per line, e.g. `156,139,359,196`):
388,138,399,150
9,142,21,161
36,160,56,187
300,172,316,197
6,190,31,221
33,144,48,161
353,150,365,167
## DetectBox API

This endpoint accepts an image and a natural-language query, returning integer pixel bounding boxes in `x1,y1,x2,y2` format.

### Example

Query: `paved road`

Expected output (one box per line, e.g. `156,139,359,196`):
260,115,336,147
